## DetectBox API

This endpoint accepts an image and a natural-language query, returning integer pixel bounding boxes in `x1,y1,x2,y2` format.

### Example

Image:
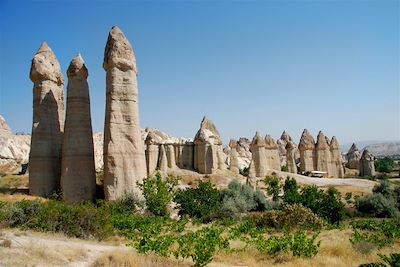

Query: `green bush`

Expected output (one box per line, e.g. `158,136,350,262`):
220,180,271,218
356,194,399,218
0,200,112,239
283,177,301,204
375,157,394,173
174,180,222,222
264,176,280,201
137,172,177,216
373,180,393,198
247,204,326,231
255,231,320,258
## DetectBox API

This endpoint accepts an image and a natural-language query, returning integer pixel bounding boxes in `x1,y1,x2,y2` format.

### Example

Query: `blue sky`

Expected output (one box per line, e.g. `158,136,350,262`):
0,0,399,145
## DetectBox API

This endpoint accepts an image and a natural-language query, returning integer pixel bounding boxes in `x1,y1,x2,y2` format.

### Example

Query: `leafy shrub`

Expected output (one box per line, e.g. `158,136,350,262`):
356,194,399,218
174,180,222,222
137,172,177,216
220,180,271,218
373,180,393,198
264,176,280,201
247,204,326,231
255,231,320,258
375,157,394,173
283,177,301,204
350,219,400,249
281,165,288,172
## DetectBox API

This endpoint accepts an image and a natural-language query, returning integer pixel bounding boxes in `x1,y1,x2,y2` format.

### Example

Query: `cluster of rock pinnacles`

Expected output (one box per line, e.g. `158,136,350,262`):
29,26,353,203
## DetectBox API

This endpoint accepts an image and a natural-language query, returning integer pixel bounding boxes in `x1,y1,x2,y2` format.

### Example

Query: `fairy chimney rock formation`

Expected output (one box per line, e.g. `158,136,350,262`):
29,42,65,197
314,131,331,176
286,141,297,174
228,139,239,174
250,132,267,177
145,132,160,176
359,149,376,177
103,26,147,201
298,129,315,173
264,134,281,171
329,136,344,178
194,117,225,174
61,54,96,203
346,143,361,169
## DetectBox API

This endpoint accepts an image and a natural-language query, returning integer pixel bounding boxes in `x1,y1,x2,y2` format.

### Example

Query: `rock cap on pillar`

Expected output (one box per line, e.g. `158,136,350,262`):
298,129,315,150
30,42,64,85
194,116,222,145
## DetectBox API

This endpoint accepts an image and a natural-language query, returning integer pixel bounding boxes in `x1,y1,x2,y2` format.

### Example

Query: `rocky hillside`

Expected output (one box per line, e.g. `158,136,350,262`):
364,142,400,157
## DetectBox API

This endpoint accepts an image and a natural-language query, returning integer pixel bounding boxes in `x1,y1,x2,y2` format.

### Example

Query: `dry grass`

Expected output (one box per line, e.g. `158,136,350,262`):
92,251,192,267
0,174,28,188
213,229,400,267
0,192,44,203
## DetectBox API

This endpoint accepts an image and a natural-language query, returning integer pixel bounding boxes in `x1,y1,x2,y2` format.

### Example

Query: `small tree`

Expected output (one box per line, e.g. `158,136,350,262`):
283,177,301,204
137,172,177,216
264,176,280,201
375,157,394,173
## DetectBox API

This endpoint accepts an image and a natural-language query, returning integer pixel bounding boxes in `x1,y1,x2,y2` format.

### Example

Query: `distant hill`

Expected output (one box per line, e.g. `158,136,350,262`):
341,141,400,158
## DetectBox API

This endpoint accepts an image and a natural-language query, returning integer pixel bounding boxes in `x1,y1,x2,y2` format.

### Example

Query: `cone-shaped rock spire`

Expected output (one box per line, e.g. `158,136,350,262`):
329,136,344,178
346,143,361,169
298,129,315,173
314,131,331,176
359,149,376,177
29,42,65,197
103,26,147,201
61,54,96,203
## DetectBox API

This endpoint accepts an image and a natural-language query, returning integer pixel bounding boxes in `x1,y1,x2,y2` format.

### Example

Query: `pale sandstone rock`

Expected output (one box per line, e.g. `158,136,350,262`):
61,54,96,203
247,159,257,189
228,139,239,174
346,143,361,169
158,144,168,172
298,129,315,173
0,115,12,139
329,136,344,178
166,144,176,168
103,26,147,201
314,131,331,177
264,134,281,171
145,132,159,176
250,132,267,177
359,149,376,177
194,117,225,174
286,141,297,174
29,42,65,197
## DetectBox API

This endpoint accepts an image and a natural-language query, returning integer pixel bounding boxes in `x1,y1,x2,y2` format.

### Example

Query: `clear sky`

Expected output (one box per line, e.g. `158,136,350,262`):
0,0,399,145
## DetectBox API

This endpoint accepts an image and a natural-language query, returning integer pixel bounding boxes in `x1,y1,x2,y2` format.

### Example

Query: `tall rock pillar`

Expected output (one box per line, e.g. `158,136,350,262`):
103,26,147,201
298,129,315,174
264,135,281,171
61,54,96,203
329,136,344,178
29,43,65,197
314,131,331,177
250,132,267,177
286,141,297,174
359,149,376,177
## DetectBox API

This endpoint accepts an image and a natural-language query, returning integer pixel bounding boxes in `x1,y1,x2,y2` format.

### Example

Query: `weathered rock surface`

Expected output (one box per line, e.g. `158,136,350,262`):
103,26,147,201
61,54,96,203
29,42,65,197
264,134,281,171
0,115,12,139
329,136,344,178
194,117,225,174
359,149,376,177
314,131,331,177
286,141,297,174
250,132,267,177
298,129,315,173
346,143,361,169
228,139,240,174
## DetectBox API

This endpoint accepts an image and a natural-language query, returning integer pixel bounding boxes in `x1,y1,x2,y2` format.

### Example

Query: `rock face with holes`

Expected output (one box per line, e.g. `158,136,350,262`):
329,136,344,178
193,117,226,174
60,54,96,203
103,26,147,201
359,149,376,177
346,143,361,169
286,141,297,174
298,129,315,174
29,42,65,197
